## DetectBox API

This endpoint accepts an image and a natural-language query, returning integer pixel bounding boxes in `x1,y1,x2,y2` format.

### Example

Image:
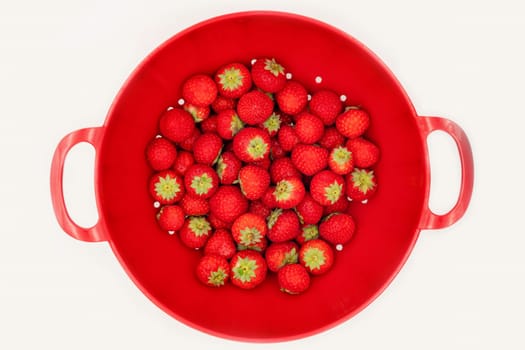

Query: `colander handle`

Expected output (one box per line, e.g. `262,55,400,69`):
417,116,474,230
50,127,108,242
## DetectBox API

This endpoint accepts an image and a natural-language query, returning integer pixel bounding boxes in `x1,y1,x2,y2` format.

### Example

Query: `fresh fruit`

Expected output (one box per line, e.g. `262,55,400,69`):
196,255,230,287
248,200,272,220
208,213,231,230
336,107,370,139
159,108,196,143
192,133,223,165
215,151,241,185
183,103,210,123
267,209,300,242
261,112,282,137
208,185,248,223
156,205,185,232
278,263,310,294
173,150,194,176
204,229,236,259
146,137,177,171
184,164,219,199
346,137,380,168
346,168,377,201
277,125,299,152
251,58,286,93
215,62,252,98
216,109,244,140
200,115,218,133
238,165,271,200
310,170,345,206
265,241,299,272
270,138,286,159
272,177,305,209
299,239,334,275
237,90,274,125
269,157,301,184
295,193,324,225
179,216,212,249
149,170,185,204
319,213,355,245
178,127,201,151
237,236,268,252
323,194,350,216
296,224,320,245
319,127,345,150
294,112,324,144
182,74,218,107
232,127,271,162
231,213,268,247
291,144,329,176
328,146,354,175
211,96,236,113
180,194,209,216
309,90,342,125
276,81,308,115
230,250,267,289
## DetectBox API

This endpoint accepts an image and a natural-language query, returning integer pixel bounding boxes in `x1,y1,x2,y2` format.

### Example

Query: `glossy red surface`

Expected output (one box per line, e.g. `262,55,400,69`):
50,11,473,342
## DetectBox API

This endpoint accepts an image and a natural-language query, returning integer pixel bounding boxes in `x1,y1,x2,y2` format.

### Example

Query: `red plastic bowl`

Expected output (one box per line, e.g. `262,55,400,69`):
50,11,473,342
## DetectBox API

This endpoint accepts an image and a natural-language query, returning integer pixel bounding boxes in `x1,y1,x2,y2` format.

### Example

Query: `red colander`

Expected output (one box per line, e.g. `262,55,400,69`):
50,11,474,342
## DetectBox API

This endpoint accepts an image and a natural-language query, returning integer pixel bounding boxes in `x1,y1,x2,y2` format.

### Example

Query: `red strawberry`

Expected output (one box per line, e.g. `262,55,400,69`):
319,213,355,245
346,168,377,201
251,58,286,93
232,127,271,163
183,103,210,123
260,112,282,137
328,146,354,175
276,81,308,115
269,157,301,184
278,263,310,294
294,112,324,144
215,62,252,98
261,187,278,209
323,194,350,216
267,209,300,242
237,90,274,125
265,241,299,272
319,127,345,150
248,200,272,219
272,177,305,209
296,224,319,245
232,213,268,248
295,193,324,225
156,205,185,232
192,133,222,165
270,138,286,159
182,74,217,107
230,250,267,289
180,194,209,216
200,115,218,133
146,137,177,171
277,125,299,152
159,108,196,143
237,236,268,252
216,109,244,140
204,229,236,260
299,239,334,275
173,151,194,176
178,127,201,151
196,255,230,287
252,156,271,170
239,165,271,200
209,185,248,223
310,170,345,206
184,164,219,199
179,216,212,249
345,137,380,168
149,170,185,204
208,213,231,230
215,151,241,185
309,90,342,125
336,107,370,139
211,96,236,113
291,144,329,176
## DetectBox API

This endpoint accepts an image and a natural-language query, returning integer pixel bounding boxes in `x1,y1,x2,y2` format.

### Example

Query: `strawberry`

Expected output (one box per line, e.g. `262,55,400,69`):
276,81,308,115
156,205,185,232
172,151,194,176
294,112,324,144
265,241,299,272
232,213,268,247
215,62,252,98
230,250,267,289
211,96,236,113
261,187,278,209
183,103,210,123
328,146,354,175
319,213,355,245
270,138,286,159
208,213,231,230
215,151,241,185
237,90,274,125
309,90,342,125
346,168,377,201
269,157,301,184
180,194,209,216
267,209,300,242
336,107,370,139
291,144,329,176
278,263,310,294
239,165,271,200
178,127,201,151
310,170,345,206
277,125,299,152
260,112,282,137
196,255,230,287
251,58,286,93
295,193,323,225
146,137,177,171
237,236,268,252
149,170,185,204
192,133,222,165
200,115,218,133
248,200,272,220
319,127,345,150
296,224,319,245
204,229,236,260
272,177,305,209
252,157,271,170
209,185,248,223
159,108,196,143
216,109,244,140
323,195,350,216
299,239,334,275
179,216,212,249
182,74,217,107
183,164,219,199
232,127,271,163
345,137,380,168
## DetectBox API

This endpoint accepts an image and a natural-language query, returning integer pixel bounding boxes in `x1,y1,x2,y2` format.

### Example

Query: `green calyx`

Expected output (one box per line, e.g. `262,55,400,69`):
218,67,244,90
188,216,211,237
283,247,298,265
264,58,285,77
274,180,293,201
331,146,352,165
301,225,319,241
324,181,343,204
303,247,326,271
232,257,258,282
267,208,283,229
247,137,268,160
239,227,262,246
184,104,203,122
262,112,281,134
191,173,214,195
351,169,376,193
154,174,181,201
208,268,228,286
230,113,244,136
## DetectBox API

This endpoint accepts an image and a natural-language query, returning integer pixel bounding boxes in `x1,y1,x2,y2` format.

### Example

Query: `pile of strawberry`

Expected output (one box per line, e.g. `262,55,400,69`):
146,58,379,294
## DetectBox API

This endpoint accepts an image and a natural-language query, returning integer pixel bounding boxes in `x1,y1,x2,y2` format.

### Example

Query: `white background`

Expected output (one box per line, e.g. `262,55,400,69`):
1,0,524,349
